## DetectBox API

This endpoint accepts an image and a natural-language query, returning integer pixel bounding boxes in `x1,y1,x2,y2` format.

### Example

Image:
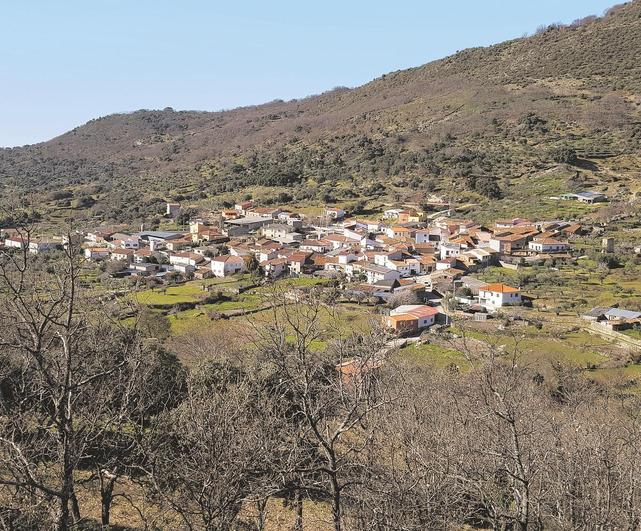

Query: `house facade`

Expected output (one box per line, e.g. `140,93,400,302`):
528,238,570,253
478,283,521,311
385,305,440,334
211,255,246,277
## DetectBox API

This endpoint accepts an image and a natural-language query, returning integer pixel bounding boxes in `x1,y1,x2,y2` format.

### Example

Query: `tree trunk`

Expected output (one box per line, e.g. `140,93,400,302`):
58,423,75,531
255,498,268,531
99,469,117,527
329,473,342,531
294,488,304,531
57,496,70,531
71,490,81,522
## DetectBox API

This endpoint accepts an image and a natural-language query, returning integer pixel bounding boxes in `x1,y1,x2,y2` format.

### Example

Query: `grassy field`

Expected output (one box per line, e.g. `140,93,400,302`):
585,364,641,391
127,249,641,390
130,274,352,338
166,299,376,353
398,318,641,393
478,259,641,313
134,274,256,305
622,328,641,340
73,471,333,530
401,342,471,370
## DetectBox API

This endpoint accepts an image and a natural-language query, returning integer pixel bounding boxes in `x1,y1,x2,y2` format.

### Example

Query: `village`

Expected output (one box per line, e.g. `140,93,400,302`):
4,191,640,343
6,2,641,528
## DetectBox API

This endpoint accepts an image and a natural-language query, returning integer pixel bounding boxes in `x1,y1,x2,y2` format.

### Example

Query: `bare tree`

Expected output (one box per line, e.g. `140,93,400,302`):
0,226,163,529
140,359,285,530
387,289,419,309
254,287,395,531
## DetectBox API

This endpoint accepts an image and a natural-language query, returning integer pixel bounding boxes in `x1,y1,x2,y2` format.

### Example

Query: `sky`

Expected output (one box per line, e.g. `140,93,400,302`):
0,0,620,147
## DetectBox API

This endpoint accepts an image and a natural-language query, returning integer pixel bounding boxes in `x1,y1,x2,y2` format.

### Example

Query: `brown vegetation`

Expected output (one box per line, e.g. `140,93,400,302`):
0,233,640,529
2,3,641,222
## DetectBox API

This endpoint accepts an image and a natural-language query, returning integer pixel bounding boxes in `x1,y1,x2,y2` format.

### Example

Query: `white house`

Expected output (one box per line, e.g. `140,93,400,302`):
133,249,157,264
387,260,412,277
416,227,442,244
405,258,422,276
211,255,245,277
300,239,332,253
27,241,59,254
130,262,161,276
4,236,25,249
110,249,134,262
478,283,521,311
528,238,570,253
385,226,412,239
173,263,196,275
169,252,204,268
324,234,349,249
122,238,140,249
84,247,110,260
261,257,288,278
460,248,493,269
325,207,346,220
262,224,303,244
343,227,369,244
373,250,403,267
350,219,380,232
254,248,278,263
262,223,292,240
352,263,401,285
440,243,461,260
335,250,358,265
234,200,254,215
414,229,431,244
383,208,403,219
390,304,439,330
246,207,281,220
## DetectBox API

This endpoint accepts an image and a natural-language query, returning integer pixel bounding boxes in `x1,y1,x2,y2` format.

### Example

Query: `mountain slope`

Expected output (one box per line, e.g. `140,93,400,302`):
1,1,641,223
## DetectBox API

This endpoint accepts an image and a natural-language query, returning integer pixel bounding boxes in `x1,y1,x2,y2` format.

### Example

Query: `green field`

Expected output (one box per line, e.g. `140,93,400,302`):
621,328,641,340
401,342,471,370
478,258,641,314
134,274,256,305
130,274,351,337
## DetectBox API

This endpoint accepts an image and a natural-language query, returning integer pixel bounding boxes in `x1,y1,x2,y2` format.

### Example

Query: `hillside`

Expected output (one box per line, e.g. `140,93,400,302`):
2,1,641,224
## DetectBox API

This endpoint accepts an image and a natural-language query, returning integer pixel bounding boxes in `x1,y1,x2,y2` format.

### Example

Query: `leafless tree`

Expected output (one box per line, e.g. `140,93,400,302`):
140,359,285,530
254,287,396,531
387,289,419,309
0,225,177,529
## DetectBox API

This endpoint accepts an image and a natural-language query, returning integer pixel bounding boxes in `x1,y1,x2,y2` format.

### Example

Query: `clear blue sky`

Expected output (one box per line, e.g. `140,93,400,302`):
0,0,619,147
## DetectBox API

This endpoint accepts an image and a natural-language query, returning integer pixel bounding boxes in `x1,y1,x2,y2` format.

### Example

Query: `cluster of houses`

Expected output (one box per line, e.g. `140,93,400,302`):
81,225,232,278
582,306,641,332
1,234,61,254
0,201,588,335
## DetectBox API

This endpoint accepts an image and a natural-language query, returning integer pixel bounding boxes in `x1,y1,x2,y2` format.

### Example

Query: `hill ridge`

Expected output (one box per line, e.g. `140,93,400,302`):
1,1,640,223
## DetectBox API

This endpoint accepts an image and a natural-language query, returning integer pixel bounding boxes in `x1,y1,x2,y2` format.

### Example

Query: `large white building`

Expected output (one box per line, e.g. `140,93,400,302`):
210,255,245,277
351,263,401,284
478,283,521,311
528,238,570,253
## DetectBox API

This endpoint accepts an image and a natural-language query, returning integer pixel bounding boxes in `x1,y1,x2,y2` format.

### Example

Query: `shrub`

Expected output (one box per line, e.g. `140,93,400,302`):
549,146,578,165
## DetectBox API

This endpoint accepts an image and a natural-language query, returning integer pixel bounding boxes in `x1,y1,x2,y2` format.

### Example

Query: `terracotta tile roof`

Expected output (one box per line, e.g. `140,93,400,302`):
406,306,439,318
533,237,568,245
387,314,417,322
482,283,520,293
211,255,243,263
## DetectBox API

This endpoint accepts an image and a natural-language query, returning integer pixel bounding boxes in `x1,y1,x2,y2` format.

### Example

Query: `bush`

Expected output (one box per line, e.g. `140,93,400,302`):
598,254,621,270
549,146,578,165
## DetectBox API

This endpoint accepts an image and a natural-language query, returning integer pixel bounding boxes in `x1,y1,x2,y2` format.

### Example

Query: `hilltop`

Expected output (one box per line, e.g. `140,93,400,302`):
1,1,641,223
